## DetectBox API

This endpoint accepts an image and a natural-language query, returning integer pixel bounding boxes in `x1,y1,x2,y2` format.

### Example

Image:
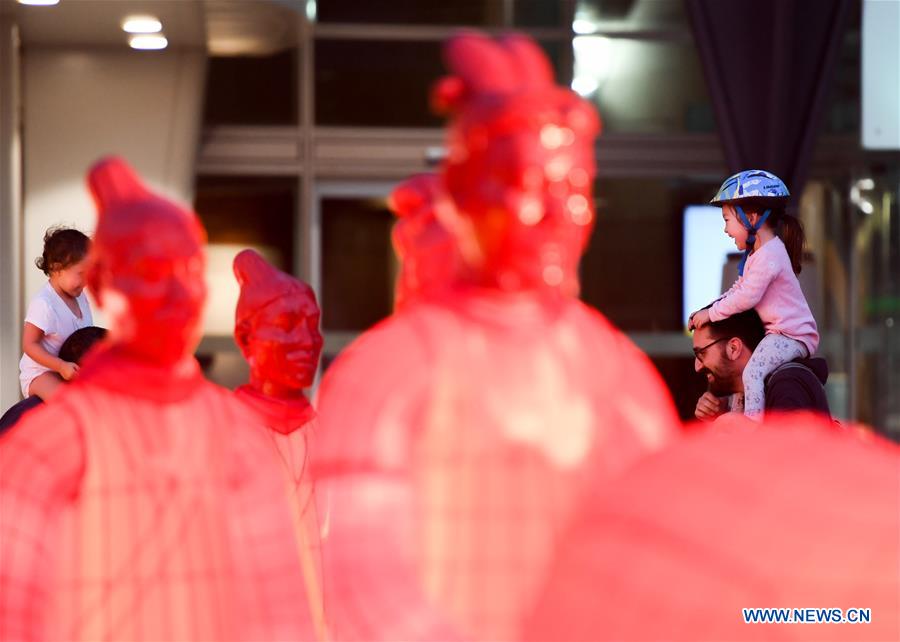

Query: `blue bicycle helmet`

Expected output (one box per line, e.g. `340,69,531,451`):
711,170,790,276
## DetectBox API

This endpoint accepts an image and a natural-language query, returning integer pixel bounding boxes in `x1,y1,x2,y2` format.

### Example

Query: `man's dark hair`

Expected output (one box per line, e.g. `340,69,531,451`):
703,308,765,351
59,326,107,364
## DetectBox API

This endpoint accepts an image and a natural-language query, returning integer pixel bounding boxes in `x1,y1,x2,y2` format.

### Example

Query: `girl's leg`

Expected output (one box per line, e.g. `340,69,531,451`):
28,371,63,401
742,334,808,420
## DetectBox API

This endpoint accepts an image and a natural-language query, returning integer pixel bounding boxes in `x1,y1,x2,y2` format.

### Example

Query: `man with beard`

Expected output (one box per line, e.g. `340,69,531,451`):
693,308,831,421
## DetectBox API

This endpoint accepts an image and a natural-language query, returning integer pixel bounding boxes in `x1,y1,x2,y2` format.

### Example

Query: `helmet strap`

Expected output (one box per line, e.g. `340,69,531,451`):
735,205,771,276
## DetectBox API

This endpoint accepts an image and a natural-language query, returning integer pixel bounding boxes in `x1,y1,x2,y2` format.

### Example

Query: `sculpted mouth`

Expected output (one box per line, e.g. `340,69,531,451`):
286,350,314,364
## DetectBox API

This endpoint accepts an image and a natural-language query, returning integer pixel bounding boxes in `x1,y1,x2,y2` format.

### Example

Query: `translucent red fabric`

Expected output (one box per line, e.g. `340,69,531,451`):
231,391,328,641
315,290,680,640
0,158,314,641
313,32,679,640
526,414,900,642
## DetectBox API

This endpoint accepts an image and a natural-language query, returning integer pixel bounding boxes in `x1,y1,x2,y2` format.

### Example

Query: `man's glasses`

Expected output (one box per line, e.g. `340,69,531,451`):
693,337,727,360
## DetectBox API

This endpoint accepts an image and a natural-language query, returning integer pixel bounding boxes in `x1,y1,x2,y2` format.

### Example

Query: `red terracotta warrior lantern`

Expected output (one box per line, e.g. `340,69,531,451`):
312,33,680,640
232,249,328,640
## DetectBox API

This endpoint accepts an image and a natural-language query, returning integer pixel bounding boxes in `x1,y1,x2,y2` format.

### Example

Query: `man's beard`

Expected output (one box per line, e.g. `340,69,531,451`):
701,364,739,396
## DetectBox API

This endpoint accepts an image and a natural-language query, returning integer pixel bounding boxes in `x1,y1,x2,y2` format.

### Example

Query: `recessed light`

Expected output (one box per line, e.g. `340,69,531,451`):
122,15,162,34
128,34,168,51
572,19,596,35
17,0,60,5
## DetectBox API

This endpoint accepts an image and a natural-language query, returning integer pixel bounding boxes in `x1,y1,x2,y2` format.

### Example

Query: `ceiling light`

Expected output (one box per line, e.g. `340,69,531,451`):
122,15,162,34
17,0,60,5
572,19,596,35
129,34,168,50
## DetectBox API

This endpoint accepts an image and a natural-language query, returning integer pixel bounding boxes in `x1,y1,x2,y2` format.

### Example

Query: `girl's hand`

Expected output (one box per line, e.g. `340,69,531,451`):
58,361,79,381
689,309,711,330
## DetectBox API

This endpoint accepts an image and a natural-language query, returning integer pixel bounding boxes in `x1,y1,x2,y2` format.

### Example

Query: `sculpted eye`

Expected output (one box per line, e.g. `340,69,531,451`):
276,314,296,330
135,260,166,282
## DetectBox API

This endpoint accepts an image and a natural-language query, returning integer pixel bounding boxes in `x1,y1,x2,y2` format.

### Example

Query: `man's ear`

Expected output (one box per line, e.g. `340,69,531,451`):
725,337,744,360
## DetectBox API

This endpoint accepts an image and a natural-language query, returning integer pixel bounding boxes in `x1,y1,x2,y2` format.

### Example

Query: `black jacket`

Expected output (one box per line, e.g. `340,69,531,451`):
765,357,831,418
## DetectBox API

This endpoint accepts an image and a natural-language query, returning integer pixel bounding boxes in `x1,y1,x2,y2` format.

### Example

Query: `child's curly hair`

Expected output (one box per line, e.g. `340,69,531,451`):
35,227,90,275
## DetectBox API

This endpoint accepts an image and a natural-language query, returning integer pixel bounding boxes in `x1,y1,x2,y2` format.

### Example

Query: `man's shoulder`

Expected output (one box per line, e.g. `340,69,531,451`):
766,358,828,386
767,361,818,383
764,359,831,416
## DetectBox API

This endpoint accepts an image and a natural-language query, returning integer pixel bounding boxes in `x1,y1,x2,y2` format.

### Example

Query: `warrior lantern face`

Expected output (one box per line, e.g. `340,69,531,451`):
444,115,596,294
434,34,601,295
86,158,207,366
233,249,324,393
240,296,323,391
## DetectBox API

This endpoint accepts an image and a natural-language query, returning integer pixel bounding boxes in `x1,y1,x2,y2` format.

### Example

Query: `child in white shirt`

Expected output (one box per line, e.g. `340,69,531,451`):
19,227,93,400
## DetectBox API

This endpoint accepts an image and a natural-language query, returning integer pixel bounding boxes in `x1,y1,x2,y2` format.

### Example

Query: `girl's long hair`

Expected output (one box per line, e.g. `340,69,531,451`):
774,211,805,275
742,199,804,275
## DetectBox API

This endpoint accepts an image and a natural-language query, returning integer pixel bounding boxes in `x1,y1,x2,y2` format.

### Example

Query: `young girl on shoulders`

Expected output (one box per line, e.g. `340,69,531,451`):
690,170,818,419
19,227,93,400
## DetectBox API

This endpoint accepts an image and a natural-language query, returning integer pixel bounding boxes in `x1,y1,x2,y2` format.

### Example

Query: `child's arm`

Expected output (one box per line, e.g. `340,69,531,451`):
22,322,78,380
709,258,780,322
